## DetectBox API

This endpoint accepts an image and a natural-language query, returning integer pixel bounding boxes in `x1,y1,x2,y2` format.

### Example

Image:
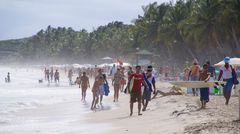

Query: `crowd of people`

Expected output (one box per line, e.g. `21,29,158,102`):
182,57,239,108
41,56,239,115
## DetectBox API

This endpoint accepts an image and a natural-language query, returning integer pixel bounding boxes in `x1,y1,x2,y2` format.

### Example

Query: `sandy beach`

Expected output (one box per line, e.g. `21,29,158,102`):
86,83,240,134
1,67,240,134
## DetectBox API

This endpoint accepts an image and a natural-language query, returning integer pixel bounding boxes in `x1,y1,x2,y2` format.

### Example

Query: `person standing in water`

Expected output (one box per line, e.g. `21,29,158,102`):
68,69,73,85
50,68,54,83
44,68,47,80
218,57,236,105
6,72,10,83
79,72,90,101
93,69,109,106
54,70,60,84
46,69,50,83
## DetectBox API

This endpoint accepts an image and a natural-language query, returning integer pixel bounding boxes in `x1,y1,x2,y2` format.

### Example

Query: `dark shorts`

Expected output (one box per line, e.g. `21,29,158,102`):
130,91,142,103
143,90,151,101
200,88,209,102
223,78,233,94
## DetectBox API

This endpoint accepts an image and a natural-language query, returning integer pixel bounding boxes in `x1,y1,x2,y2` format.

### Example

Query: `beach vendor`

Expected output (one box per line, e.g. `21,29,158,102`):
218,57,237,105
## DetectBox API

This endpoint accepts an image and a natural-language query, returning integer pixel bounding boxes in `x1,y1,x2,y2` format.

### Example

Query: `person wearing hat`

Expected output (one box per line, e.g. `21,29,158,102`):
142,65,156,111
218,57,236,105
188,59,201,96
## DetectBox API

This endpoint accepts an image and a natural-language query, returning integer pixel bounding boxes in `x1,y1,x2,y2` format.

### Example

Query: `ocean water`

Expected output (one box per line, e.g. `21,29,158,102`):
0,67,113,134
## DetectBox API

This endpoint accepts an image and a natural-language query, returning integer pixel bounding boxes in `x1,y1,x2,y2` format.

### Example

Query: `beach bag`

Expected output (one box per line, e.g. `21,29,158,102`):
231,66,239,85
104,83,110,96
214,86,220,94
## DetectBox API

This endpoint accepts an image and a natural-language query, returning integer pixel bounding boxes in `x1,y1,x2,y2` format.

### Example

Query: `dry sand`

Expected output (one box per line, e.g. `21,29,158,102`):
87,82,240,134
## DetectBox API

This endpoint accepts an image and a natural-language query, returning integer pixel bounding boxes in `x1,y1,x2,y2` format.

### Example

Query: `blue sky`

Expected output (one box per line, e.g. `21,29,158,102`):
0,0,170,40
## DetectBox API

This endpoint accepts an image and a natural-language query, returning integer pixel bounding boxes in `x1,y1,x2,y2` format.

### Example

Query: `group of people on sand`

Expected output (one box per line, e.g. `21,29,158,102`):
185,57,238,109
127,65,156,116
44,56,239,114
72,64,158,115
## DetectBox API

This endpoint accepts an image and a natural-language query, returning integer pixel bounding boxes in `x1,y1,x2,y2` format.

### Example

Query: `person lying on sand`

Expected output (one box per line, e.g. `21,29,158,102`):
152,86,185,99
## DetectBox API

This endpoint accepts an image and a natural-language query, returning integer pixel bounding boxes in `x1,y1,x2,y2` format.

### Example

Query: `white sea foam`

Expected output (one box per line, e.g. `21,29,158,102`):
0,66,113,134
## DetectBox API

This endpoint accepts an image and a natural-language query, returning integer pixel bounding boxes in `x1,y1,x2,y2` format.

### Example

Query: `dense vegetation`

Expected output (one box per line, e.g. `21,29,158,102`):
0,0,240,66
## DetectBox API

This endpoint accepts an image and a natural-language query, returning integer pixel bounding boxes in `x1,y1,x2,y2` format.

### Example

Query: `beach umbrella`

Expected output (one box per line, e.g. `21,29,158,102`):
109,62,131,67
101,57,113,60
72,64,83,68
214,57,240,67
98,63,111,67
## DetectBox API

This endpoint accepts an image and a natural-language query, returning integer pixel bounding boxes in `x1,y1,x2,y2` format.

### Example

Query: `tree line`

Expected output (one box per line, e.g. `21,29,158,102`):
0,0,239,66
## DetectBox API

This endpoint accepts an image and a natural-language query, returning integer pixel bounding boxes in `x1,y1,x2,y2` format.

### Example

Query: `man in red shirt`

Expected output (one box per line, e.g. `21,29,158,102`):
129,65,148,116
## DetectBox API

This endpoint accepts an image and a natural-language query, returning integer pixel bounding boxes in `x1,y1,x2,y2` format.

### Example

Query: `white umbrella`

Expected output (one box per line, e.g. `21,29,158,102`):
98,63,111,67
72,64,83,68
214,57,240,66
102,57,113,60
109,62,131,67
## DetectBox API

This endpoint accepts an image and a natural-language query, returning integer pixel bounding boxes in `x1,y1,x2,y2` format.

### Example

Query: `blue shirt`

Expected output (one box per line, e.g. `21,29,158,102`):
143,73,155,92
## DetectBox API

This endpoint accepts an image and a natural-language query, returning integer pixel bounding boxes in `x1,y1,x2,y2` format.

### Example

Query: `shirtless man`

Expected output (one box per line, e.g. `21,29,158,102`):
188,60,201,96
112,68,124,102
79,72,90,101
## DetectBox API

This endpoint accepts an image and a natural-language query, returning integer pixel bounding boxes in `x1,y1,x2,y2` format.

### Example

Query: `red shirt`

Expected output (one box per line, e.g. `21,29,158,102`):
130,73,144,92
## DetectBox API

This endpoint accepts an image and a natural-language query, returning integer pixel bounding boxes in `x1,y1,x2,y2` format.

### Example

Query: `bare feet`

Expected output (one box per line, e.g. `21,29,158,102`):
142,106,146,111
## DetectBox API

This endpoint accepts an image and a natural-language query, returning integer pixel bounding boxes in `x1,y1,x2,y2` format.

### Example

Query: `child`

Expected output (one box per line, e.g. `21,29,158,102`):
199,64,210,109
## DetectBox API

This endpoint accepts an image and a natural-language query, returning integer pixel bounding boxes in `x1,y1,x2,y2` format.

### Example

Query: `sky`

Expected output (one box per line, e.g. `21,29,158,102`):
0,0,170,40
